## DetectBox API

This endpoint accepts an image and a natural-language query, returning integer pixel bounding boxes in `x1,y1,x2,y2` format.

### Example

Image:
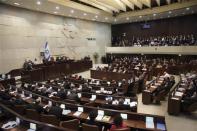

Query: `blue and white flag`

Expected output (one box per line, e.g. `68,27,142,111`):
44,42,51,60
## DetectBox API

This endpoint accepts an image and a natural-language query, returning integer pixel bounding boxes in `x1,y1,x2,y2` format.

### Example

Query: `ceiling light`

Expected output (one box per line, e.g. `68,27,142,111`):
105,17,108,20
114,19,117,22
69,14,72,16
70,10,74,13
37,1,41,5
153,13,157,17
169,11,172,14
126,17,129,20
139,16,142,18
95,15,98,18
83,13,87,16
14,2,20,6
92,18,96,21
186,7,190,10
54,12,58,14
56,6,59,10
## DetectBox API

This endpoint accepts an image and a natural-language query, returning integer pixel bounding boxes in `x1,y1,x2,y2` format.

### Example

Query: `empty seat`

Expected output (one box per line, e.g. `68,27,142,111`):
26,109,40,121
15,105,25,115
60,119,79,131
40,114,60,126
82,123,99,131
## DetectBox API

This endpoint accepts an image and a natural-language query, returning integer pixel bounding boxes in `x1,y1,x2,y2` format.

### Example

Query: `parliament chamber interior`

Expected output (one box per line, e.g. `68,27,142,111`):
0,0,197,131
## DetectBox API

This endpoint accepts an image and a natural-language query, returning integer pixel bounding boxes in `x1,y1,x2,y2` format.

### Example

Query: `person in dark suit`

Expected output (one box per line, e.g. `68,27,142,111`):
86,111,102,131
56,88,67,99
12,94,26,105
26,99,44,114
0,89,12,100
48,103,63,119
67,91,80,102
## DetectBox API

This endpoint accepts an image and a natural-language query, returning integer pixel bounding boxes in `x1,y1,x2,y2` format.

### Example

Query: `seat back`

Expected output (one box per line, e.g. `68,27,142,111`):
60,119,79,131
26,109,40,121
15,105,25,115
82,123,99,131
40,114,60,126
113,128,130,131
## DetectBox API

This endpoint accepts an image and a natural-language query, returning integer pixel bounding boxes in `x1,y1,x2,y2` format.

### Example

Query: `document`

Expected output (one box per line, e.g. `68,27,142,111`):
62,110,71,115
96,115,103,121
73,111,82,117
102,116,111,122
146,117,154,129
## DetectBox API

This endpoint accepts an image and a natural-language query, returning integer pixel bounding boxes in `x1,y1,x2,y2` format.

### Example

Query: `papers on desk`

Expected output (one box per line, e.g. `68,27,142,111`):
62,109,71,115
96,110,104,121
73,111,82,117
171,97,179,100
73,104,83,117
120,113,127,120
96,115,103,121
146,117,154,129
130,102,137,107
90,95,96,101
156,123,166,130
175,92,184,97
102,116,111,122
60,104,65,109
124,98,130,105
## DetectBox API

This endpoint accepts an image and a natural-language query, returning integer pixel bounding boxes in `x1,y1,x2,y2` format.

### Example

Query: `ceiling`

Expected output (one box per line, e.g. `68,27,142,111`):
0,0,196,24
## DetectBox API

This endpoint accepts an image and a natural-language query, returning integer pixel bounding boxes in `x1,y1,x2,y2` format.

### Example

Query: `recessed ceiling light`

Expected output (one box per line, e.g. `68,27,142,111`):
95,15,98,18
54,12,58,14
14,2,20,6
56,6,60,10
139,16,142,18
168,15,170,18
105,17,108,20
70,10,74,13
37,1,41,5
186,7,190,10
169,11,172,14
83,13,87,16
114,19,117,22
69,14,72,16
153,13,157,16
126,17,129,20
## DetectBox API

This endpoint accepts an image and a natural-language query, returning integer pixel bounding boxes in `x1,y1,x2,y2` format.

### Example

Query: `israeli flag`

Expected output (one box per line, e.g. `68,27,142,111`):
44,42,51,60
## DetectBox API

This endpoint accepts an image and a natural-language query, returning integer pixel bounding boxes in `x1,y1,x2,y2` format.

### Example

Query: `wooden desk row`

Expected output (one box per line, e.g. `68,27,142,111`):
7,60,92,83
0,103,73,131
22,83,137,112
10,86,167,131
167,75,189,115
142,77,164,105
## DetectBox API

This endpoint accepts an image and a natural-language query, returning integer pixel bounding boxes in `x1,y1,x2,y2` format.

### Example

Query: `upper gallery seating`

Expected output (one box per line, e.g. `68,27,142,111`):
112,34,197,47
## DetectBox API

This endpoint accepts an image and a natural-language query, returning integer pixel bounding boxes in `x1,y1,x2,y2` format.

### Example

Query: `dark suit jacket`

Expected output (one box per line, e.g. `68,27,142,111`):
48,106,63,118
26,103,43,114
